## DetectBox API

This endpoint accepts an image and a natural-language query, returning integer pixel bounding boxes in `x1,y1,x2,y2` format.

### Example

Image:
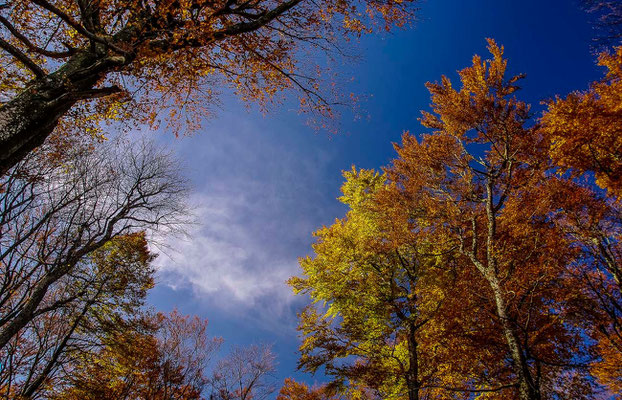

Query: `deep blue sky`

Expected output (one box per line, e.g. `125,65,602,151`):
147,0,604,393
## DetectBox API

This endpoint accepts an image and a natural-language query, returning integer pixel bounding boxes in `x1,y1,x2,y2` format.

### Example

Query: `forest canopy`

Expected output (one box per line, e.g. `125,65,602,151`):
1,2,621,400
0,0,419,173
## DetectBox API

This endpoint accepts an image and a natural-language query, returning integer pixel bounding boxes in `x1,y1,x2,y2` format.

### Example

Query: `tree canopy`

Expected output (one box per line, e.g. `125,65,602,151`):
1,2,621,399
291,40,622,400
0,0,419,173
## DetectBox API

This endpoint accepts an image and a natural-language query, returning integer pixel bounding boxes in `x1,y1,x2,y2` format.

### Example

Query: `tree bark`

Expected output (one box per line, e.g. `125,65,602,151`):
480,180,541,400
460,180,541,400
0,49,127,174
486,272,540,400
406,321,419,400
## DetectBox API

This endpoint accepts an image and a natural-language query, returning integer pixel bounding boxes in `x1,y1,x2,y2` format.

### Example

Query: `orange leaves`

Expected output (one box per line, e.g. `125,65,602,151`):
277,378,340,400
600,46,622,79
541,46,622,199
419,39,530,148
592,328,622,398
388,40,622,399
290,39,622,399
386,41,601,399
57,310,218,400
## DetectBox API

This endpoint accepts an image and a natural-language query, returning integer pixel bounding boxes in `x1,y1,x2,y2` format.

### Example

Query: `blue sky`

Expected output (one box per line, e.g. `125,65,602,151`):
146,0,605,391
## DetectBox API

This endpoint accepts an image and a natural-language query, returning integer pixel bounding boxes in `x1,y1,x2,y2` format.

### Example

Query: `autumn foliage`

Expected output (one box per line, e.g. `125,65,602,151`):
0,0,419,173
57,310,221,400
1,1,622,398
291,41,622,400
540,46,622,199
277,378,343,400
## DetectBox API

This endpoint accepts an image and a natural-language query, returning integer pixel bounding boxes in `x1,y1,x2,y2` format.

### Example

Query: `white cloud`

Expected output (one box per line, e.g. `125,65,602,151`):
156,191,298,307
150,111,343,329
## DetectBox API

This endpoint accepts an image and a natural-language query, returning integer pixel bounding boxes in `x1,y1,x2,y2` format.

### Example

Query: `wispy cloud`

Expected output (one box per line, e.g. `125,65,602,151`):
151,110,343,330
157,192,298,305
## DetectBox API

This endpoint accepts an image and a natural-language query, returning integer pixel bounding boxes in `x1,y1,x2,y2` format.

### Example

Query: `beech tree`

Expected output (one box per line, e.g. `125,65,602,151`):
290,168,492,400
539,41,622,395
539,181,622,396
0,233,156,399
385,40,598,400
0,0,419,173
57,310,222,400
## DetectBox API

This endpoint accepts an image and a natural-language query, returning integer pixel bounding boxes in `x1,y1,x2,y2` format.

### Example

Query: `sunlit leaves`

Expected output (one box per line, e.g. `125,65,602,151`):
541,46,622,199
291,40,619,400
0,0,420,161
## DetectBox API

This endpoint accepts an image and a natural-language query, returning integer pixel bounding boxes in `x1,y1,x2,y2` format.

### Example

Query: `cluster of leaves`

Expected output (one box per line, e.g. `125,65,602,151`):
277,378,346,400
55,310,222,400
541,46,622,198
1,2,621,399
291,40,622,400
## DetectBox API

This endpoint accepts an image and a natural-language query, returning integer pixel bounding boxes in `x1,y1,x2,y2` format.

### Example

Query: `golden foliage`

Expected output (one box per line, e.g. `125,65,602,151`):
541,46,622,198
291,40,620,399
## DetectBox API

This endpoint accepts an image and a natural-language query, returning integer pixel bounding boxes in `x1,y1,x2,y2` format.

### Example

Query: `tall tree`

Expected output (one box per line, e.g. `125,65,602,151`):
383,40,594,400
290,167,489,400
540,42,622,396
293,40,600,400
0,232,156,399
541,182,622,397
56,310,222,400
0,0,418,173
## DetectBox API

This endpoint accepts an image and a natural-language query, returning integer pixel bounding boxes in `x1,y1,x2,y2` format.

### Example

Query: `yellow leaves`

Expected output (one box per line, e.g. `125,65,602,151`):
291,148,475,397
484,38,508,87
342,15,368,34
599,46,622,80
459,39,509,97
89,232,155,295
338,166,385,207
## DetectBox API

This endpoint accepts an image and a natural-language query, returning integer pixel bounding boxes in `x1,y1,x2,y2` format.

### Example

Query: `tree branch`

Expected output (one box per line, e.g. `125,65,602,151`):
0,37,45,77
0,15,75,58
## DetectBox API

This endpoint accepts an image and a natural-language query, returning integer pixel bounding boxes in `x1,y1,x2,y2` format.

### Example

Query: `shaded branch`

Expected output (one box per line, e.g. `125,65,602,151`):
0,37,45,77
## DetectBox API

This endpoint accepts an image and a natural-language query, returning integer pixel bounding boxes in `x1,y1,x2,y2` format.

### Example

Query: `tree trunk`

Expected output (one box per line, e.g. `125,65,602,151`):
0,49,126,174
0,0,303,175
486,273,540,400
0,259,76,350
20,294,95,399
406,321,419,400
0,221,122,350
480,180,540,400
